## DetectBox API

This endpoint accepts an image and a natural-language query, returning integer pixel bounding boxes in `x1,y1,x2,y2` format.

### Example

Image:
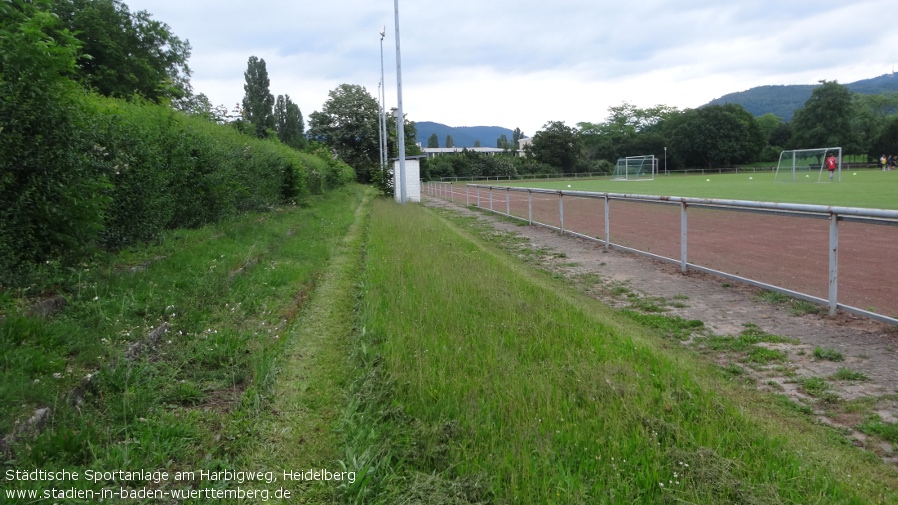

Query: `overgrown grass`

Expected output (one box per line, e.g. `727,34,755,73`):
694,323,799,355
619,310,704,341
832,368,870,382
0,185,367,499
858,416,898,444
754,290,822,315
814,346,846,362
797,376,833,398
346,200,898,503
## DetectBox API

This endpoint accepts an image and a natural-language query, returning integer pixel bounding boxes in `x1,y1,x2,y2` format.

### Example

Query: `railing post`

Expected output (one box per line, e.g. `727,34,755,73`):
466,185,470,206
476,186,480,208
829,212,839,316
506,188,510,216
603,195,610,252
680,201,688,274
528,190,533,225
489,187,494,211
450,183,454,203
559,192,565,234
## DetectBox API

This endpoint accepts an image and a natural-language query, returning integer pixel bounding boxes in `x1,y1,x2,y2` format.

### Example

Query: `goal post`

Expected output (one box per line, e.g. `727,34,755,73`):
774,147,842,183
612,155,656,181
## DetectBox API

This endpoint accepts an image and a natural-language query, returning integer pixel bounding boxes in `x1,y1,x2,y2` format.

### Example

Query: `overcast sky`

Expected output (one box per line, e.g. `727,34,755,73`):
127,0,897,137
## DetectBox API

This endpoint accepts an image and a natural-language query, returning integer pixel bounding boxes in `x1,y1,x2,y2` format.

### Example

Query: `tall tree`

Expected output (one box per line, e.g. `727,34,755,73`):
427,133,439,148
242,56,275,138
755,113,783,144
53,0,192,102
308,84,380,182
512,128,525,153
445,135,454,148
578,102,679,165
497,134,509,149
852,92,898,156
274,94,305,149
386,111,420,157
790,80,857,151
529,121,582,173
768,123,792,148
871,115,898,160
666,104,765,168
474,140,481,147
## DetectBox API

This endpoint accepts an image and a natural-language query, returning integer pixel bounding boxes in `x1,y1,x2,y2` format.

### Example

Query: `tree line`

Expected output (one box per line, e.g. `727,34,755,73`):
525,81,898,174
317,80,898,182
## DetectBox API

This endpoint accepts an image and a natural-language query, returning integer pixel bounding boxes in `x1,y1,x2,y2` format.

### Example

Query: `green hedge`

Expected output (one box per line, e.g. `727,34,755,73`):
1,91,354,286
89,98,313,247
1,0,354,287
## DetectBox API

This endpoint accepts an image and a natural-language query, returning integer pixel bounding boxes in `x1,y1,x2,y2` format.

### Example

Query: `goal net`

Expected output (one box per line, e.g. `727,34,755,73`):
774,147,842,183
612,155,656,181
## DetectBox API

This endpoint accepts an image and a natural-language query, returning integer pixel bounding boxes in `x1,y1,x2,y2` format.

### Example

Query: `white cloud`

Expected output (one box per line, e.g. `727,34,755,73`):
126,0,897,136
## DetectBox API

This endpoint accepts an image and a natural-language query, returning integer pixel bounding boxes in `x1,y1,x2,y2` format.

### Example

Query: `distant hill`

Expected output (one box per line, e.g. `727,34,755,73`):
414,122,517,148
705,73,898,120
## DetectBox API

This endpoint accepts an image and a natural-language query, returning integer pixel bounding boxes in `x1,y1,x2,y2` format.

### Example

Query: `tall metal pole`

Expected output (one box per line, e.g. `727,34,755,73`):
377,80,383,176
393,0,407,204
379,27,387,178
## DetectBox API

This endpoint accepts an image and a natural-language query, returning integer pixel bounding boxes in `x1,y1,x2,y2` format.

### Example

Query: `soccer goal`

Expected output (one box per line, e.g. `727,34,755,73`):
774,147,842,183
612,155,656,181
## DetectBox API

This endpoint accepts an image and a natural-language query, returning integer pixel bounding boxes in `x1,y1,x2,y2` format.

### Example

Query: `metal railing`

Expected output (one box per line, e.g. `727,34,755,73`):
436,173,607,182
423,181,898,325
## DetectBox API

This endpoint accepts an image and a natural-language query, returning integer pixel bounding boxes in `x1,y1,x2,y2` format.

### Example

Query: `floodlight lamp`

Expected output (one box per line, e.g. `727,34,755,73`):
379,26,386,39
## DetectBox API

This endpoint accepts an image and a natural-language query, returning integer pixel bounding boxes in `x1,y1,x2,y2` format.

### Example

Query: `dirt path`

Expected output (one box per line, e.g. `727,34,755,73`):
424,195,898,464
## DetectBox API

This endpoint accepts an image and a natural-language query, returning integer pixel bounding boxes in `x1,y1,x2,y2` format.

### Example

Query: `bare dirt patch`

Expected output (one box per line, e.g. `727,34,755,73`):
424,195,898,464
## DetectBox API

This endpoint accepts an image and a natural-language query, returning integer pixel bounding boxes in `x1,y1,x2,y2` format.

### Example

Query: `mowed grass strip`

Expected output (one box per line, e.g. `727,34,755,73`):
351,199,898,504
240,189,373,502
0,186,366,499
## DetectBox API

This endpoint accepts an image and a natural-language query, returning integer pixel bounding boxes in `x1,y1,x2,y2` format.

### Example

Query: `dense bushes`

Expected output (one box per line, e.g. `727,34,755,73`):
91,99,351,247
2,97,356,285
1,0,355,288
1,93,356,286
2,22,353,288
1,0,102,283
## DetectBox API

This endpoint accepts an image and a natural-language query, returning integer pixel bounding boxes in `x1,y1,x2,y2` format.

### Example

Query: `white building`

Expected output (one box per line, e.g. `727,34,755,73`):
517,137,532,157
392,155,423,203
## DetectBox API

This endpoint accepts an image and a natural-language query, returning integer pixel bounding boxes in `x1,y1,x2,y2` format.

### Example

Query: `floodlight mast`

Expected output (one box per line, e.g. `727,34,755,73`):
393,0,407,204
378,27,387,180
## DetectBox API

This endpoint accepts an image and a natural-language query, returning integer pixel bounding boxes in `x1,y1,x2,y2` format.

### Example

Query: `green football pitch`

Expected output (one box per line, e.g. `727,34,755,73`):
500,168,898,210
